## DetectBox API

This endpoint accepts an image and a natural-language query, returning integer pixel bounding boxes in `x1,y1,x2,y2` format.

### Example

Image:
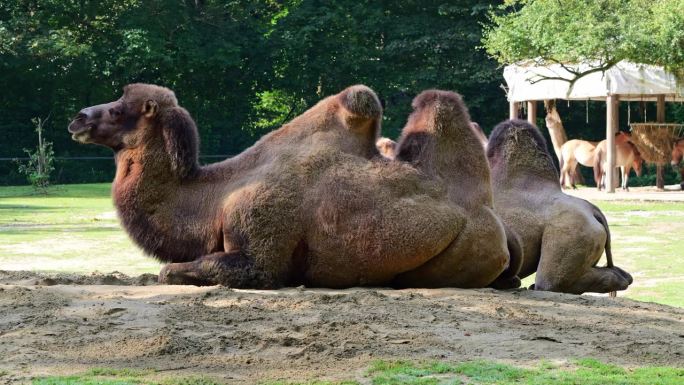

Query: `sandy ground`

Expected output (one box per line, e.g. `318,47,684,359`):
0,271,683,384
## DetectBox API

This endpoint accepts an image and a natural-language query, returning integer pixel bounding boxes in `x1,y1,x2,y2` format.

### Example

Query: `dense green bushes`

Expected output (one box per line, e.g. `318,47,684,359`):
1,1,681,186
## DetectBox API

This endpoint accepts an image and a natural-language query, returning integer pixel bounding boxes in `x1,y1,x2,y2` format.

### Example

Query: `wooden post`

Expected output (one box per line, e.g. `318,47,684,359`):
605,95,618,193
509,101,519,120
527,100,537,126
656,95,666,190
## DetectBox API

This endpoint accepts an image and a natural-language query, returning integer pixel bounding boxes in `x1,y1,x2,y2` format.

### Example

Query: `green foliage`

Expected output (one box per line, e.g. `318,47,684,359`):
15,117,55,192
483,0,684,84
0,1,507,185
1,1,679,187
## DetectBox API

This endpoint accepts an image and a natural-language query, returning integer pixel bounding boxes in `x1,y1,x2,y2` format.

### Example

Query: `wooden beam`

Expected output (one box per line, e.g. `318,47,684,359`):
527,101,537,126
605,95,618,193
509,101,519,120
656,95,666,189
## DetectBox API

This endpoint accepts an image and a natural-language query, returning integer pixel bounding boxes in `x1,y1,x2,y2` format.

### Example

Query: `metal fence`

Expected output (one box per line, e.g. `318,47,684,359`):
0,155,234,185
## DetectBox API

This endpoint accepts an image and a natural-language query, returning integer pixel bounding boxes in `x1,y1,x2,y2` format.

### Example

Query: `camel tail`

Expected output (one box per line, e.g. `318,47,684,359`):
588,203,616,297
591,207,614,268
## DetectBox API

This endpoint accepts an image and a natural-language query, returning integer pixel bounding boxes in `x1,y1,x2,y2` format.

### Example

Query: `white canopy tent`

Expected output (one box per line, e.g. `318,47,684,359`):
503,60,684,192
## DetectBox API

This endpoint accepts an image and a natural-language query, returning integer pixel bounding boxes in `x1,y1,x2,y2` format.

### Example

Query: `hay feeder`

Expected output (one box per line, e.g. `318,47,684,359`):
629,123,684,165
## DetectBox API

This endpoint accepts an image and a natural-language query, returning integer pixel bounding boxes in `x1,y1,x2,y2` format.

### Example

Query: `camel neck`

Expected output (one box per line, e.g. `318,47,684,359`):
111,148,219,262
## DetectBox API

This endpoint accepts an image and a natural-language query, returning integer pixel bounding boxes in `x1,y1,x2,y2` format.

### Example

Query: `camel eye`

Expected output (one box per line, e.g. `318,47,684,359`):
109,107,122,119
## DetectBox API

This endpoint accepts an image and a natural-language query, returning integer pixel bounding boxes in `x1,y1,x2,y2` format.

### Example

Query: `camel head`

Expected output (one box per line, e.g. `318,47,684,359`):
376,137,397,159
486,119,557,181
672,138,684,167
69,83,199,177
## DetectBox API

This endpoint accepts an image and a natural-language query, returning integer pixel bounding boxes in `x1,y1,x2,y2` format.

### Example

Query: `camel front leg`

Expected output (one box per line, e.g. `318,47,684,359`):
158,251,281,288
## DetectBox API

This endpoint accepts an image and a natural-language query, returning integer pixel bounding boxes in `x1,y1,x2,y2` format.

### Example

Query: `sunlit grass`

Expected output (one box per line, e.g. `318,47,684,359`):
26,359,684,385
0,183,161,274
0,184,682,307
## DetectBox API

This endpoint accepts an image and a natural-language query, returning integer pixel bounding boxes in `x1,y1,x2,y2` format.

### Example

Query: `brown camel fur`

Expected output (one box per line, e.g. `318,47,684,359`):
68,84,511,289
469,122,488,150
486,119,633,294
375,137,397,159
393,91,521,289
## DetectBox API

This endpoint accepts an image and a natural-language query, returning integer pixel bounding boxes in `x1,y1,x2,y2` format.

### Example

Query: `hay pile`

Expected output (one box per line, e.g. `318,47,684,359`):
629,123,684,164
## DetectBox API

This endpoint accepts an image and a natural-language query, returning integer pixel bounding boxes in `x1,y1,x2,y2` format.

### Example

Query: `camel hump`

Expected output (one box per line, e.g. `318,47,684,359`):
338,85,382,120
410,90,471,136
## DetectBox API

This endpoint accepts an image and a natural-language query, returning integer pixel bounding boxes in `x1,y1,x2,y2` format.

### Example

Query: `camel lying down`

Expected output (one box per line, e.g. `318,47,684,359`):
67,84,629,294
69,84,518,289
487,120,633,294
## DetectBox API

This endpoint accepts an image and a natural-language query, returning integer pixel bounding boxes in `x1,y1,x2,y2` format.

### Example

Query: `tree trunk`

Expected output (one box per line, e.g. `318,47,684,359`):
544,100,584,184
656,165,665,190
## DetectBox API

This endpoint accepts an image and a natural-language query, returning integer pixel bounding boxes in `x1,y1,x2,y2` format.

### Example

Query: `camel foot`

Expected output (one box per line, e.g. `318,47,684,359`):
158,252,278,288
489,275,521,290
535,266,630,294
609,265,633,285
158,263,212,286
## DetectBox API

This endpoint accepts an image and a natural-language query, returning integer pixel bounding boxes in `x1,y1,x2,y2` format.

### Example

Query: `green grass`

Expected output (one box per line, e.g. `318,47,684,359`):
0,183,161,274
0,183,682,306
516,200,684,307
27,360,684,385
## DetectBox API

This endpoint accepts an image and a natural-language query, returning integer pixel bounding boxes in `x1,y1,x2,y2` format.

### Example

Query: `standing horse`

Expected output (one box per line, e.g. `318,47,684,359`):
559,139,599,188
594,132,643,191
672,138,684,189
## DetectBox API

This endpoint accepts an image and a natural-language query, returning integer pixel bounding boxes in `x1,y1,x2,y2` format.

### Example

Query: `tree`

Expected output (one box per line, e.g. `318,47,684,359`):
265,0,506,138
482,0,684,88
16,117,55,192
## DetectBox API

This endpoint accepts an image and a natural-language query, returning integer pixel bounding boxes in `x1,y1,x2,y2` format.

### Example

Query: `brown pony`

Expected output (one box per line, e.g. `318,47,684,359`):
559,139,599,189
594,132,643,191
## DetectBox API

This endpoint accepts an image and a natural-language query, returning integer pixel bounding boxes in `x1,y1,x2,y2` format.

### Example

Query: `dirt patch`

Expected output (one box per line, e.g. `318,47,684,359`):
0,270,157,286
0,271,682,384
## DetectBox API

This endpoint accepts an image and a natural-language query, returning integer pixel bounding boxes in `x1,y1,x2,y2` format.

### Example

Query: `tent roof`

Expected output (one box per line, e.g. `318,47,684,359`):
504,61,684,102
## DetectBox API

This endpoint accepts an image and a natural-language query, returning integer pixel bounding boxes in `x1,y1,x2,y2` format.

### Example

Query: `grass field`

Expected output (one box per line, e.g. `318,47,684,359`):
29,359,684,385
1,183,683,307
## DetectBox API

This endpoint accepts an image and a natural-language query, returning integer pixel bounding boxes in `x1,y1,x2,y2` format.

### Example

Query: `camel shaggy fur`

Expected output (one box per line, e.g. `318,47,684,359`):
68,84,513,289
393,91,521,289
486,120,633,294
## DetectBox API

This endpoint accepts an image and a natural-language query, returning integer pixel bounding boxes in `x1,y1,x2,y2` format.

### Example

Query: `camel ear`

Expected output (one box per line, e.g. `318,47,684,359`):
161,107,199,178
142,100,158,118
